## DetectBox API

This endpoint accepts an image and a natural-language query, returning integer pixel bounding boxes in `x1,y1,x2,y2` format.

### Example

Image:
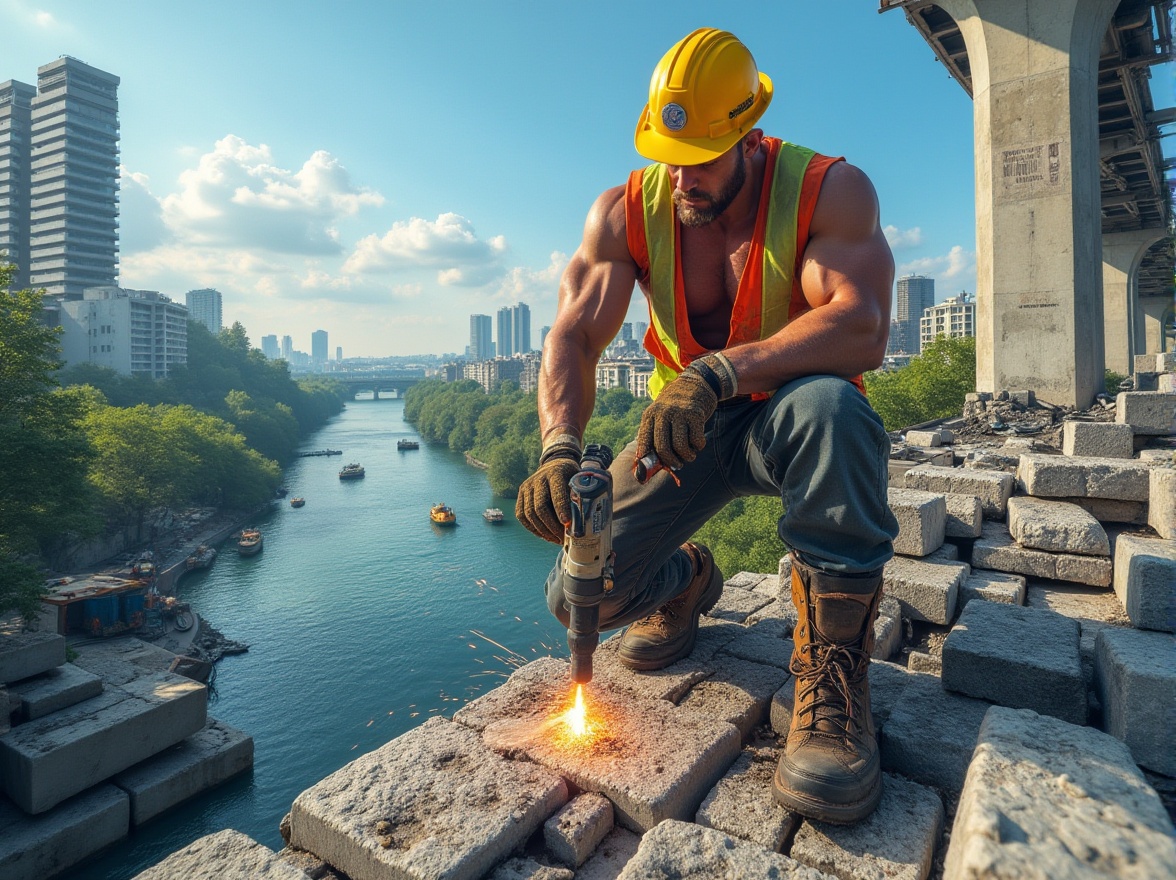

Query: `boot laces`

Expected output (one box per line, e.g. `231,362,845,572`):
639,593,686,636
790,642,869,741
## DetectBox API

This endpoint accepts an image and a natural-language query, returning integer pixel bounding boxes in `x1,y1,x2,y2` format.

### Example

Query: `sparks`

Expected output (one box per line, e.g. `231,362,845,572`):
562,684,589,737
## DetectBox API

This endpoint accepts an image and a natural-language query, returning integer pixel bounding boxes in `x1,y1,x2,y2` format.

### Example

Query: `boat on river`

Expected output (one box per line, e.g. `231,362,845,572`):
238,529,264,556
430,503,457,526
397,439,420,450
338,463,365,480
185,544,217,570
483,508,504,523
290,497,306,508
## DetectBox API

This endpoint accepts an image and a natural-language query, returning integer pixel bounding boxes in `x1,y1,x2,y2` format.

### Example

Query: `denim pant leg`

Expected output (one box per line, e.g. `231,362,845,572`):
544,430,739,632
724,375,898,573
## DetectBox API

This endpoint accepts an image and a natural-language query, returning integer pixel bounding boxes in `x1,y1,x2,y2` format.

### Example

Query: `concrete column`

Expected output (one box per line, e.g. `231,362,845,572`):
1140,297,1174,355
937,0,1120,407
1102,230,1165,374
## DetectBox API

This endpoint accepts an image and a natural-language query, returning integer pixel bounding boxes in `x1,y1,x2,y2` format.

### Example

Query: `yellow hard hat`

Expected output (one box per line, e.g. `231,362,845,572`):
634,28,773,166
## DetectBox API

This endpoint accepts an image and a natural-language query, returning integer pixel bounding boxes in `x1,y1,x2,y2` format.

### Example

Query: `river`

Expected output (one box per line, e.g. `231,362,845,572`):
73,397,565,879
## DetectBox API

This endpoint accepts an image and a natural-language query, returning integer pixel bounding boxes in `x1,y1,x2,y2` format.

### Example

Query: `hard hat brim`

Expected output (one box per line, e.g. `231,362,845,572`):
633,72,773,166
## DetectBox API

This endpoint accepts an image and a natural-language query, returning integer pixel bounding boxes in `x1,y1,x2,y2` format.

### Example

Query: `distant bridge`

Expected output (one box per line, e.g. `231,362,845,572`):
326,370,426,399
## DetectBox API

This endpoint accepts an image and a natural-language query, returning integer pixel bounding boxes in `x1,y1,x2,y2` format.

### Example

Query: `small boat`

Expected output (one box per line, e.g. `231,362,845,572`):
397,439,420,450
238,529,263,556
185,545,217,570
483,508,504,523
339,463,365,480
290,497,306,508
430,503,457,526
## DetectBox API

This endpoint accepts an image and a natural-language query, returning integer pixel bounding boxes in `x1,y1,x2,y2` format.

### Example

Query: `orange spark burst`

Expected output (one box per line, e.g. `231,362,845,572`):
561,685,591,738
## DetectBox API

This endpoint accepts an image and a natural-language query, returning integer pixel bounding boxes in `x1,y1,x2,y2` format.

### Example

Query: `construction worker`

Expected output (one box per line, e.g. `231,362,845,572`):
516,28,899,824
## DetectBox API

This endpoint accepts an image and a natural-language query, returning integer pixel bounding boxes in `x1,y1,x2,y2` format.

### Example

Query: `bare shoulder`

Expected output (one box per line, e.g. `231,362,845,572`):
581,184,630,260
810,161,881,241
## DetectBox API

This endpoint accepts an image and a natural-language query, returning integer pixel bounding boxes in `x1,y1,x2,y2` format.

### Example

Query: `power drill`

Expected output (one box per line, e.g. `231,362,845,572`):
562,443,614,684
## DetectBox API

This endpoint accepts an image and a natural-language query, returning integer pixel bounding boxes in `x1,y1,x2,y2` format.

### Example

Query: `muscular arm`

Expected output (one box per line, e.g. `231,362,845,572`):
722,161,894,393
538,186,636,444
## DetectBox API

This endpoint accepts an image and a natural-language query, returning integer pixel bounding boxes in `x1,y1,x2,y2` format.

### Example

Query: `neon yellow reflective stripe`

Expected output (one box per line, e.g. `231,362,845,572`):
648,361,677,400
642,164,679,379
761,142,815,338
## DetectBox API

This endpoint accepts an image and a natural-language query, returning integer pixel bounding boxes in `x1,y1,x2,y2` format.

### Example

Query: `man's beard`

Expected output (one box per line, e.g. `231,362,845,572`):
672,156,747,228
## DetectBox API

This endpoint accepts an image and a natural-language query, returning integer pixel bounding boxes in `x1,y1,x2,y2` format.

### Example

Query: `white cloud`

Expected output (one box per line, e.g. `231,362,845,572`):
159,136,383,255
343,213,508,285
1,1,61,28
883,225,923,249
899,245,974,281
493,251,569,303
119,168,170,253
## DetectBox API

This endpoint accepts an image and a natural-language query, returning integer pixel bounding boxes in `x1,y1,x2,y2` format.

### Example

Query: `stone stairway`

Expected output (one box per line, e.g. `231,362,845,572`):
0,635,254,879
125,388,1176,878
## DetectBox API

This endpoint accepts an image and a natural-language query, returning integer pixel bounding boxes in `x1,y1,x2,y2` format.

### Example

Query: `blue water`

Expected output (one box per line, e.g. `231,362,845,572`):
72,398,565,879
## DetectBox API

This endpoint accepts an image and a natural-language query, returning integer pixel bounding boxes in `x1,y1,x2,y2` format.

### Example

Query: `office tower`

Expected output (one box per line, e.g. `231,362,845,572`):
886,319,907,357
58,286,187,378
497,306,512,359
540,325,551,350
0,80,35,290
281,335,293,360
920,292,975,351
896,275,935,354
185,288,222,334
311,329,328,364
470,313,492,361
634,321,648,342
511,302,531,355
29,58,120,299
336,345,342,362
261,334,279,359
621,322,633,341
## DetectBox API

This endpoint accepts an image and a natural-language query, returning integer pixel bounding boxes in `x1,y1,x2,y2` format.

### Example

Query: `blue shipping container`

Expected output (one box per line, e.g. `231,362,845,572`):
120,592,146,620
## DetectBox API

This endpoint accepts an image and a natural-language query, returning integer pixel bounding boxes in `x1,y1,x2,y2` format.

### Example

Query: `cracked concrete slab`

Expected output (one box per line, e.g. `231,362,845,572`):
882,556,966,624
706,588,773,624
132,828,308,879
903,465,1013,519
7,663,103,721
1016,452,1154,501
695,746,797,852
0,784,129,880
1007,497,1110,556
677,655,790,739
959,570,1026,609
721,620,794,670
543,792,613,868
0,631,65,685
972,522,1112,587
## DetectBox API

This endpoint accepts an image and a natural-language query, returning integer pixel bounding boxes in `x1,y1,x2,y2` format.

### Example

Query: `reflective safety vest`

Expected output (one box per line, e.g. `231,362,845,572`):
625,136,862,399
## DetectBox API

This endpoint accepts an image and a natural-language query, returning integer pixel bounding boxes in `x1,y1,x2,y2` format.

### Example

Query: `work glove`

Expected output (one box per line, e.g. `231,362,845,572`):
516,445,581,544
635,355,735,470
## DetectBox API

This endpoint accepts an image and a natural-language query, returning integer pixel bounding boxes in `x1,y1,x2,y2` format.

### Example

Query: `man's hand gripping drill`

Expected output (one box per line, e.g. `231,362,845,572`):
563,444,614,685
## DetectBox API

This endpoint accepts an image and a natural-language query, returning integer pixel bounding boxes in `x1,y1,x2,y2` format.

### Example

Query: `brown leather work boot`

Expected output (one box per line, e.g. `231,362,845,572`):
773,553,884,824
617,542,724,670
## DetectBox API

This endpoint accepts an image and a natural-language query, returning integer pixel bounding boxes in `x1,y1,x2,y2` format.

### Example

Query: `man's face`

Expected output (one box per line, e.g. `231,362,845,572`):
668,146,747,228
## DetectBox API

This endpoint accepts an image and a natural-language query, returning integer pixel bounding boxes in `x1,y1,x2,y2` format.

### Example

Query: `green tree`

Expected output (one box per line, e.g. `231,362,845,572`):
692,496,788,578
864,335,977,431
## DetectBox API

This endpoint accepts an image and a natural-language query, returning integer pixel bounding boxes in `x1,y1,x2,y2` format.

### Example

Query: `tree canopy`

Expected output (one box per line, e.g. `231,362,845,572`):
864,335,977,432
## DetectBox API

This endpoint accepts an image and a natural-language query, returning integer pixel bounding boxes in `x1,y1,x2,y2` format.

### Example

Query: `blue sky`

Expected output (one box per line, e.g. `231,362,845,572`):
5,0,1159,358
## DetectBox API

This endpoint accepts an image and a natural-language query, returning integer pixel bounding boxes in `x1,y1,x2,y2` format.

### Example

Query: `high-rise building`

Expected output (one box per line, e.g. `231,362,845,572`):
261,334,279,359
496,306,512,359
336,345,342,362
896,275,935,354
185,288,222,334
470,314,492,361
28,58,120,299
281,335,293,360
0,80,35,290
511,302,531,354
920,292,975,351
58,286,186,378
311,329,328,364
634,321,648,343
539,325,551,350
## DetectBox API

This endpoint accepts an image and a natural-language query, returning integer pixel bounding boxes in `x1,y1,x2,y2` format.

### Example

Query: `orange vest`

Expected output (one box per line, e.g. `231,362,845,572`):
625,137,864,398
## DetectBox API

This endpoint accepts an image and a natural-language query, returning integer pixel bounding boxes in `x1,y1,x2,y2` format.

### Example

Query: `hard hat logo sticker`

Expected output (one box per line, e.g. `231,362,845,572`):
661,103,687,131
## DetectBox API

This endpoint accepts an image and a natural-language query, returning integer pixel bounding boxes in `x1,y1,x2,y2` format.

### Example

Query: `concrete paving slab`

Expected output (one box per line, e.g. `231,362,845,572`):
880,673,991,794
454,657,580,730
289,716,567,880
132,828,308,879
907,652,941,675
1025,581,1131,691
903,465,1014,519
0,631,65,685
789,772,943,880
746,598,799,630
706,588,772,624
1062,420,1134,458
725,571,772,590
1016,452,1154,501
1058,495,1148,524
1113,532,1176,632
905,430,942,447
1149,466,1175,539
113,716,254,825
7,663,103,721
945,706,1176,879
942,601,1085,725
1095,626,1176,776
887,488,947,557
720,619,794,669
589,641,710,705
480,675,740,832
0,784,129,880
1115,390,1176,435
70,637,179,686
543,792,613,868
572,826,640,880
959,570,1026,609
1007,496,1110,556
924,542,961,563
943,492,983,538
971,522,1112,587
696,746,797,852
616,820,835,879
677,655,790,739
882,556,966,624
0,672,207,814
487,857,572,879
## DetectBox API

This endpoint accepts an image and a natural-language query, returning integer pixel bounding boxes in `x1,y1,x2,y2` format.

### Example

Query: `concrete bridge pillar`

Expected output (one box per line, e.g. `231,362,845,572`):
936,0,1120,407
1102,230,1165,374
1140,296,1174,355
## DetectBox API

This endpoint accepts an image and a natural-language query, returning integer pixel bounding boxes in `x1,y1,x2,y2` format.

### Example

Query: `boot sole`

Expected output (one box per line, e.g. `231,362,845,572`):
771,762,883,825
617,563,724,671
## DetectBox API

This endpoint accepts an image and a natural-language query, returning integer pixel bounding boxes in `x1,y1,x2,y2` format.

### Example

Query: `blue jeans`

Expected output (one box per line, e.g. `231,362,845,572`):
545,375,898,631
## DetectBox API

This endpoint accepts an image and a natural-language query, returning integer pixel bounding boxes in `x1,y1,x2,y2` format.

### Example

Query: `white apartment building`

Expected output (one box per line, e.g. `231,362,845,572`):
59,286,187,378
596,362,631,391
185,288,222,334
920,293,975,351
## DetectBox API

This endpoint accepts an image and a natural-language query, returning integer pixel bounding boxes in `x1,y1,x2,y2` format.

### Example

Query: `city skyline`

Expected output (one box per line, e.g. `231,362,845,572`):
5,2,1171,357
